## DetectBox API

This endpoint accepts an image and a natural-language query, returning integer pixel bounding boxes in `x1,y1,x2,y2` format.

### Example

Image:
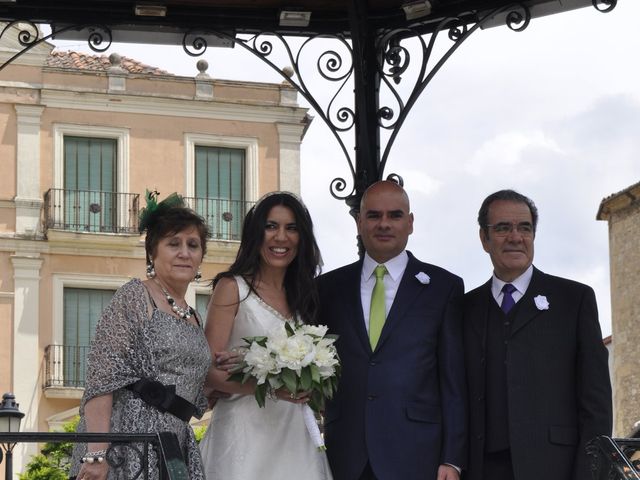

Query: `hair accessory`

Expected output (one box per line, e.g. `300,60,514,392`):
146,261,156,279
81,449,108,464
138,189,186,234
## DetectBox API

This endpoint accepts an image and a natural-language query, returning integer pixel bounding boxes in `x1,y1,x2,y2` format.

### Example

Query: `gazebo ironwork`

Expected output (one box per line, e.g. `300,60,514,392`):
0,0,617,215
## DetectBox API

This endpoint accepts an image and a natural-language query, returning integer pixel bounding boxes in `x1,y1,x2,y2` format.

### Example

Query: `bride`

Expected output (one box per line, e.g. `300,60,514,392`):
199,191,332,479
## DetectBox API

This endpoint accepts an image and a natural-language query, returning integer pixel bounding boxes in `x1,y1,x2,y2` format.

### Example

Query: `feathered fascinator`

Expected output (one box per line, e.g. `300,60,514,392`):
138,189,185,233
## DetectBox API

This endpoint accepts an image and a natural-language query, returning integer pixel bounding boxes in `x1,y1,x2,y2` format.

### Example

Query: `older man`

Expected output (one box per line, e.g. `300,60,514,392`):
463,189,612,480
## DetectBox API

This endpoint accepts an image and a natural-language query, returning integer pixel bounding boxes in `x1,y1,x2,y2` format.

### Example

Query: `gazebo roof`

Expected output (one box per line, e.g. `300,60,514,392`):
0,0,604,38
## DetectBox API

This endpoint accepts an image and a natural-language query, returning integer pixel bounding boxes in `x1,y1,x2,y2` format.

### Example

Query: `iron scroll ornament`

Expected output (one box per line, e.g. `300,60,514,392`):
0,0,618,204
0,21,112,72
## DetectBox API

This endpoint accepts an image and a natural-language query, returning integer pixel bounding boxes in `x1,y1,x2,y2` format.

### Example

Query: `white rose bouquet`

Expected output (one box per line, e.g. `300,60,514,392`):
227,321,341,449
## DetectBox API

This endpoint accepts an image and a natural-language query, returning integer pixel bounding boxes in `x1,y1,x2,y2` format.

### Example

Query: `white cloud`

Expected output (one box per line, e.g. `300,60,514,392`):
465,130,564,175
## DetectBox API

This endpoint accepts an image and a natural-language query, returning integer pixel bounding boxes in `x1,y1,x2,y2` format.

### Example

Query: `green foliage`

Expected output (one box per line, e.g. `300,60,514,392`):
192,425,207,444
19,417,79,480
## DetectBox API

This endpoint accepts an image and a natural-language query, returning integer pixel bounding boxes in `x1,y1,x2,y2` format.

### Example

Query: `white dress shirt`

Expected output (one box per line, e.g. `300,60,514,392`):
490,264,534,307
360,250,409,334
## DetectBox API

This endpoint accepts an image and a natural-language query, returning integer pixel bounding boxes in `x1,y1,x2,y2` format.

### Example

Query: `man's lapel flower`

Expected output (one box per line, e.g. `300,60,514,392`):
534,295,549,311
415,272,430,285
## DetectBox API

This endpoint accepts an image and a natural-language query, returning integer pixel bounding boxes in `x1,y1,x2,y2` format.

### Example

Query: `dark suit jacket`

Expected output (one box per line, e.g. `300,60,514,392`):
462,266,612,480
318,251,467,480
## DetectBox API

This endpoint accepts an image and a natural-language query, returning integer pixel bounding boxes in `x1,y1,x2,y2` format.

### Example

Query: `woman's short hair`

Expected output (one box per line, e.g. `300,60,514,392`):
139,193,209,262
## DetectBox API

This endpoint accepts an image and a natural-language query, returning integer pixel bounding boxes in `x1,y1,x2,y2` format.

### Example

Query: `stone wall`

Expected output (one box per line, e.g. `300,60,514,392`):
598,185,640,436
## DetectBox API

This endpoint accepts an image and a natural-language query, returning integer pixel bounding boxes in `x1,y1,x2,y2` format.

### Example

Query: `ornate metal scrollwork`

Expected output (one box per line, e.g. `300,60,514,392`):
0,22,113,72
105,443,147,479
182,32,208,57
593,0,617,13
375,3,531,177
84,26,113,53
225,31,357,201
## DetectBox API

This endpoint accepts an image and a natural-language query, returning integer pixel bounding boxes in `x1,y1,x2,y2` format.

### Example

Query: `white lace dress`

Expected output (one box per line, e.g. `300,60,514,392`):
199,276,333,479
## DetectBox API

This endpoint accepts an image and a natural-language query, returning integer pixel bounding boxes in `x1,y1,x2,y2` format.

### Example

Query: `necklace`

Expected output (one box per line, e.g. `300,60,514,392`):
155,281,193,320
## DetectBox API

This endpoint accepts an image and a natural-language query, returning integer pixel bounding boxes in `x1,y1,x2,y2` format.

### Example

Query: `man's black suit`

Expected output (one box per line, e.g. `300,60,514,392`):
462,266,612,480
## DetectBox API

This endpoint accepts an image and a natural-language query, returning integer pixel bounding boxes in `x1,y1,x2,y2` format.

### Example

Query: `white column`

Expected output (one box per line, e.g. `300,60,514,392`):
276,123,305,195
10,254,43,478
14,105,45,236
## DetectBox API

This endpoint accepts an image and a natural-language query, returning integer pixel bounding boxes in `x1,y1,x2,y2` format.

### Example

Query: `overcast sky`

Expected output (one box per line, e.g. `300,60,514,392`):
51,1,640,337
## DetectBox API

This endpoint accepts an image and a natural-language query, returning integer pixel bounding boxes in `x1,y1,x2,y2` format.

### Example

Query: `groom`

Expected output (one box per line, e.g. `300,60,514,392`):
318,181,467,480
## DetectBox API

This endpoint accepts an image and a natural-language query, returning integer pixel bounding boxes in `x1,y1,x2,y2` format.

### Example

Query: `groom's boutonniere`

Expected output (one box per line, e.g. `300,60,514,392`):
534,295,550,311
415,272,430,285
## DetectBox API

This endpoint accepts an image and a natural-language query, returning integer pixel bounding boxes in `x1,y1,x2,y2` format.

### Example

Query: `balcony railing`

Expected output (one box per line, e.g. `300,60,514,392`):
44,344,90,389
0,431,189,480
44,188,140,234
184,197,254,241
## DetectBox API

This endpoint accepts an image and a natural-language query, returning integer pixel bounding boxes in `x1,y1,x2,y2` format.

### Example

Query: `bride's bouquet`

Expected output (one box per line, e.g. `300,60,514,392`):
227,322,341,449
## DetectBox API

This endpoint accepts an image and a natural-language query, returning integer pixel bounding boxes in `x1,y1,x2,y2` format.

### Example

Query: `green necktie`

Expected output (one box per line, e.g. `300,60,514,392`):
369,264,388,349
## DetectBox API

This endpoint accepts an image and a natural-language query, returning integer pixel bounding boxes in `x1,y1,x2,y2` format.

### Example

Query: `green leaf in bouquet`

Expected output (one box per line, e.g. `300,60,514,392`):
300,367,312,391
285,322,296,337
281,368,298,393
322,378,336,398
325,334,340,341
243,335,268,347
227,371,244,383
309,364,321,384
308,390,325,413
255,384,267,408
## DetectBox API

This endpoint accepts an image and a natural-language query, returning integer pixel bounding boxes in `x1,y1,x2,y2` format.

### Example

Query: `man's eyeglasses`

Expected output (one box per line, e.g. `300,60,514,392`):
485,222,534,237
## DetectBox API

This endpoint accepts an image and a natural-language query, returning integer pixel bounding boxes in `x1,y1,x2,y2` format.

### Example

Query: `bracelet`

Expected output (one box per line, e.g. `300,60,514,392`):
81,449,108,464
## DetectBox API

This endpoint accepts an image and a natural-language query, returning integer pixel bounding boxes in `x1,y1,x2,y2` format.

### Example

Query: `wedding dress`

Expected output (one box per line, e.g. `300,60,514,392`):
200,276,333,479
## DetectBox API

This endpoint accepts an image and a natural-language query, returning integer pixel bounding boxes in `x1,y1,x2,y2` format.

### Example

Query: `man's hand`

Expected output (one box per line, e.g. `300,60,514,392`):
437,464,460,480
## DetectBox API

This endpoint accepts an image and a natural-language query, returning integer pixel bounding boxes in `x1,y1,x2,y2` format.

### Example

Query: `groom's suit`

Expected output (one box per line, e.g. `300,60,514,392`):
318,251,467,480
462,266,612,480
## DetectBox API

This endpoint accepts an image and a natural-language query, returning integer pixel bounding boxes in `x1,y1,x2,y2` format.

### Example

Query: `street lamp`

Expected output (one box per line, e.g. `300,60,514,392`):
0,393,25,480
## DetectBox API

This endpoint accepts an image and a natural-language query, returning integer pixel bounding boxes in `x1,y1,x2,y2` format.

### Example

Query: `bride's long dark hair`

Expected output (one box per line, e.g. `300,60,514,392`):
213,192,322,324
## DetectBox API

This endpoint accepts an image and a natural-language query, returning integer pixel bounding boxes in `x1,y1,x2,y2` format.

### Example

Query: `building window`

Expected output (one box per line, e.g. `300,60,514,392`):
196,293,210,324
62,287,115,387
184,133,259,241
193,146,246,240
51,124,132,234
63,136,117,232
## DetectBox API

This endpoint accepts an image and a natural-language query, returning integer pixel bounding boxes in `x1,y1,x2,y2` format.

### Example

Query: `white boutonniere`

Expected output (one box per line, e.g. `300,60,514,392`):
534,295,549,311
415,272,430,285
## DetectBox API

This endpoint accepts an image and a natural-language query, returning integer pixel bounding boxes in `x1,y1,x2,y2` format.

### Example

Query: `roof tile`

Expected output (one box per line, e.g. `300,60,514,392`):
46,50,173,76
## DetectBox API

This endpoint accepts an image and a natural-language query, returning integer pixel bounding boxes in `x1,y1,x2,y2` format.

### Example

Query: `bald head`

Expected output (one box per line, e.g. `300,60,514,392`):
360,181,411,212
357,180,413,263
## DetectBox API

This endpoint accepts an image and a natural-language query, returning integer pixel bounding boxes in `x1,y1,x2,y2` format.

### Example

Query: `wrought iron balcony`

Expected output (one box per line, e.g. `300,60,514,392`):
184,197,253,241
44,344,90,389
44,188,140,235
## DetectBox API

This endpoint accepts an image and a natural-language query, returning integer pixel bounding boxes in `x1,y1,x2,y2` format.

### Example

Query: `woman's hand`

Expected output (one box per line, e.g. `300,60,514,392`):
77,455,109,480
274,388,311,404
213,350,243,372
204,386,231,409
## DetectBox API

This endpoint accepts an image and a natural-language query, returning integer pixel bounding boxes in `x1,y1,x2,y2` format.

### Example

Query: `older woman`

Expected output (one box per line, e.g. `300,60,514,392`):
70,191,211,480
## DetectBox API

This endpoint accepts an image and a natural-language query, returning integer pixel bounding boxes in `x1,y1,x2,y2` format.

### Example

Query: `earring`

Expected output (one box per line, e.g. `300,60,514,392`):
194,268,202,283
146,261,156,279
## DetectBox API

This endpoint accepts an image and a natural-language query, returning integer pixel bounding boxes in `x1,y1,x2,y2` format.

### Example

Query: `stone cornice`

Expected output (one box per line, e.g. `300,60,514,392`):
40,88,308,124
0,232,239,263
597,182,640,221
